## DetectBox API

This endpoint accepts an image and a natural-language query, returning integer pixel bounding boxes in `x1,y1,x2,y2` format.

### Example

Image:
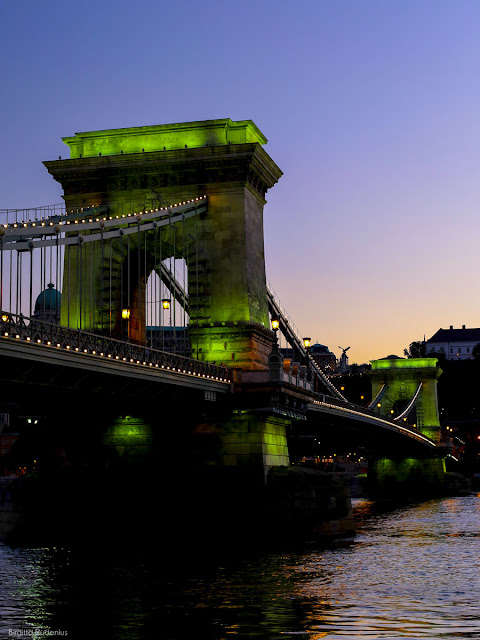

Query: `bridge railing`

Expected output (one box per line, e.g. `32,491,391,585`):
266,282,347,402
0,311,231,383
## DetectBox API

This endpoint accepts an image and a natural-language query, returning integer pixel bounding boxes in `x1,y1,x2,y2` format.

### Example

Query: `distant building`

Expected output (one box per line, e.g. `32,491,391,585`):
145,326,191,355
33,283,62,324
426,325,480,360
0,430,18,458
280,342,337,373
309,343,337,373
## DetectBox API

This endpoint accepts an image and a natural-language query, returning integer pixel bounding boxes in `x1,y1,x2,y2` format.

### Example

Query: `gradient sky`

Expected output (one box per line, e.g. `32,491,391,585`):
1,0,479,364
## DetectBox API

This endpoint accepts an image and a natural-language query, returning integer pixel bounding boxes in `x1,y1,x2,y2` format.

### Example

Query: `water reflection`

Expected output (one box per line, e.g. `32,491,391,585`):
1,495,479,639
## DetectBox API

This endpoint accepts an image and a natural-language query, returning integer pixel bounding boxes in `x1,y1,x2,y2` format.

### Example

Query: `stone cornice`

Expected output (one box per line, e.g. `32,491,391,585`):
44,143,283,199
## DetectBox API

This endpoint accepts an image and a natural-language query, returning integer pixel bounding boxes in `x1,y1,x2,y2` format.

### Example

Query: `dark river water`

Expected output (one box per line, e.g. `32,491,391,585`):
1,494,479,639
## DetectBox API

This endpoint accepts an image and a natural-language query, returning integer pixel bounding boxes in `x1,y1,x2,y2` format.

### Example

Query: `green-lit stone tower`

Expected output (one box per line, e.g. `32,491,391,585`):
44,119,283,370
369,357,445,494
370,356,442,442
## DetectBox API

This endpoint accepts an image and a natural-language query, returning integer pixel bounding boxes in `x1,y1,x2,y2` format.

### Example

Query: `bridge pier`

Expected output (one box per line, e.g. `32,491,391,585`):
368,456,446,498
95,406,356,543
221,411,291,471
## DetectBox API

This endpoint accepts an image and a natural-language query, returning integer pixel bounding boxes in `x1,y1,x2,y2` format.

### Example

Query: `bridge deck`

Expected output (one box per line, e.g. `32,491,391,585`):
0,313,230,393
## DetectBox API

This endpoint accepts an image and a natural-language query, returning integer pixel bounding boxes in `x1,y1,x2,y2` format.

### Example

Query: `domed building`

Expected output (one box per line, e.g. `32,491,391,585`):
280,342,338,372
309,343,337,373
33,283,62,324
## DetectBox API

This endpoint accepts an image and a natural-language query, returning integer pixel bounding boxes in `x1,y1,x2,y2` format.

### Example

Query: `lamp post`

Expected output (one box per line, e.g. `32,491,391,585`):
303,337,312,386
271,317,280,340
161,298,171,351
268,317,283,382
122,307,131,340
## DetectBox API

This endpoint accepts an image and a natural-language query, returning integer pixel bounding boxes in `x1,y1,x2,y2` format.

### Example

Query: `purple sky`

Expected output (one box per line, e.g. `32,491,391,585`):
1,0,479,364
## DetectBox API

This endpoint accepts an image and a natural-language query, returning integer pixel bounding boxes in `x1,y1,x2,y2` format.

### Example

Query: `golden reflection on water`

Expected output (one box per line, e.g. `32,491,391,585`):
288,495,480,638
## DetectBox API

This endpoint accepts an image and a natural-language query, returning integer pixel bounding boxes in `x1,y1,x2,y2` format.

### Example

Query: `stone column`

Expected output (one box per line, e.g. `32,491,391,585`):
221,411,291,472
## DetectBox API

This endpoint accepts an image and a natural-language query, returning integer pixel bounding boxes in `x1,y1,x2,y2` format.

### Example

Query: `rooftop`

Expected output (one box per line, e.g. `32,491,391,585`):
427,326,480,343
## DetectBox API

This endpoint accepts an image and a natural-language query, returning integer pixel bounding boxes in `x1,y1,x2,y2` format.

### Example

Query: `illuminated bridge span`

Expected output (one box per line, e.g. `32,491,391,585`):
0,119,445,495
0,312,230,389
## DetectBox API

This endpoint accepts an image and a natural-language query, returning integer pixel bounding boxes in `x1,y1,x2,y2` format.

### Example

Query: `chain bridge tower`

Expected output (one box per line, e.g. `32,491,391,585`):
370,356,442,443
44,119,283,371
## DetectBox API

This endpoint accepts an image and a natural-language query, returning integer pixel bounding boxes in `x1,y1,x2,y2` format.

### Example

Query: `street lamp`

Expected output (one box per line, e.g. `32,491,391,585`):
303,337,311,350
271,317,280,332
162,298,171,310
122,307,131,340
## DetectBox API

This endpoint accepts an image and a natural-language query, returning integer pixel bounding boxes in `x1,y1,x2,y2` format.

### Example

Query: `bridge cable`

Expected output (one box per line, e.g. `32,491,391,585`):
101,225,104,336
0,231,3,310
368,384,387,410
127,233,131,333
182,213,186,337
29,244,33,319
393,382,423,422
137,217,141,344
144,224,148,347
173,217,177,354
195,203,199,359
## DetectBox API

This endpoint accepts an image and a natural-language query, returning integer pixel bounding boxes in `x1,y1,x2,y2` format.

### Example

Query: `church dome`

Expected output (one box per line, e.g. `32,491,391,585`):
310,343,330,354
34,283,62,313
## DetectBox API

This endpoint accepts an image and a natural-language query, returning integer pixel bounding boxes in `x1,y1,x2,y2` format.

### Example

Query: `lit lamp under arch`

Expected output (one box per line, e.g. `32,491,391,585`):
121,307,131,340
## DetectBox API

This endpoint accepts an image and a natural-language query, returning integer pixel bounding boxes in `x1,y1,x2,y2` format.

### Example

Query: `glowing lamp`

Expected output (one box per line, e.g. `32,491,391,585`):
162,298,171,310
271,318,280,331
122,308,131,320
303,337,311,349
1,314,9,322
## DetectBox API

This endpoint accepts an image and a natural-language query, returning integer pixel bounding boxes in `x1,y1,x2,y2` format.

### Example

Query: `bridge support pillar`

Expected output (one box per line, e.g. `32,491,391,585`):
102,416,153,465
368,456,446,497
221,411,291,473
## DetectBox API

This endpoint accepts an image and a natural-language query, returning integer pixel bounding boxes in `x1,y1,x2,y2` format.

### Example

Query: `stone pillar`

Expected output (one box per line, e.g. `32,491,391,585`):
369,456,446,497
221,411,291,473
103,416,153,463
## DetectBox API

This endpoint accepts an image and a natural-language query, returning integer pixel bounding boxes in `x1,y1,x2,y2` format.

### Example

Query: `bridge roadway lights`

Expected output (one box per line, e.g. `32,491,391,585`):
44,118,283,371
